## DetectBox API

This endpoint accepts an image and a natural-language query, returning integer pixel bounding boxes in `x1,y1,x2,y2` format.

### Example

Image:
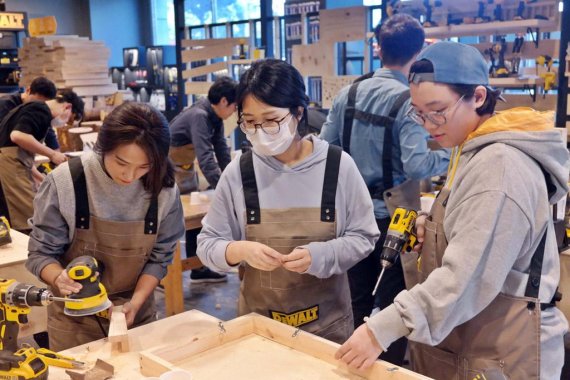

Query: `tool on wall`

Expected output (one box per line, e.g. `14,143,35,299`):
0,279,84,379
493,37,509,77
372,208,418,296
511,33,525,75
63,256,112,317
536,55,556,94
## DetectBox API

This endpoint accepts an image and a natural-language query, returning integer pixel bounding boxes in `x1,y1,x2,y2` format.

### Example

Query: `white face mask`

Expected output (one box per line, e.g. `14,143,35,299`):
246,117,297,156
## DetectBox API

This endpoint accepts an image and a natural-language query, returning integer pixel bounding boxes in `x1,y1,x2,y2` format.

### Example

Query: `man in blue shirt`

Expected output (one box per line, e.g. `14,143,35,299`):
320,14,449,365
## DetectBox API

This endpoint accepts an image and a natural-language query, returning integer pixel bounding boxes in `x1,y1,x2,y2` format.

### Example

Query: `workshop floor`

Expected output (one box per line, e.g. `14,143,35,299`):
154,271,240,321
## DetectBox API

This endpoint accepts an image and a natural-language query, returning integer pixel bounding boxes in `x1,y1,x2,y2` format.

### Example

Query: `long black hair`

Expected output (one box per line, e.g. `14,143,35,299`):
95,102,175,196
236,59,309,135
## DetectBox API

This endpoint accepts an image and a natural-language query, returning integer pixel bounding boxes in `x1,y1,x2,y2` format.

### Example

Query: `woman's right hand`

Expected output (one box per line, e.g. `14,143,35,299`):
226,241,284,271
413,213,428,253
54,269,82,296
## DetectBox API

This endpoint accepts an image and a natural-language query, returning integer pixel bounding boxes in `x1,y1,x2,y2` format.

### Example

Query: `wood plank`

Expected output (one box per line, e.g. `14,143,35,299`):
319,6,367,43
108,307,130,353
185,81,213,95
182,37,243,48
181,44,234,63
292,42,334,77
182,61,228,79
424,19,558,39
71,84,118,97
322,75,359,109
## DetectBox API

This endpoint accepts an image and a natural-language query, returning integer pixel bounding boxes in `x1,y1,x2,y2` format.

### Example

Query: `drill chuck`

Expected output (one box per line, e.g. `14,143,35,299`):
6,282,54,307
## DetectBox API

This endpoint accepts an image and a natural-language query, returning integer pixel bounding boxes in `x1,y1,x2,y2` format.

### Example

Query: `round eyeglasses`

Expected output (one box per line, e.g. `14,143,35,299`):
406,95,465,127
239,113,292,136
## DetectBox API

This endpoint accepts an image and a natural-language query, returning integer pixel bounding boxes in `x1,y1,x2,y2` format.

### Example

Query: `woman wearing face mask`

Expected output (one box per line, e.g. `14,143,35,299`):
197,59,379,343
0,95,71,232
26,102,185,351
336,41,569,379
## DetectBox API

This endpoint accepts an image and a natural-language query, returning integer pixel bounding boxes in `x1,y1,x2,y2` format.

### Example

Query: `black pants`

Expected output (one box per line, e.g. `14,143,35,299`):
348,217,407,366
186,228,200,258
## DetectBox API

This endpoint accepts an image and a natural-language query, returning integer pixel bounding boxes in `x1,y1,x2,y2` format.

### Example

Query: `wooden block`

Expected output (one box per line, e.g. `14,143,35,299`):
292,42,334,77
322,75,359,109
319,6,367,43
185,81,212,95
182,61,228,79
181,44,234,63
71,84,118,97
161,241,185,316
109,306,129,353
182,37,243,48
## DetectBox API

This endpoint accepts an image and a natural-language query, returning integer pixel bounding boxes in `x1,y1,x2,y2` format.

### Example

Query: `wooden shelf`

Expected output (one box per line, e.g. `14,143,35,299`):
228,59,255,65
424,19,557,39
489,77,544,87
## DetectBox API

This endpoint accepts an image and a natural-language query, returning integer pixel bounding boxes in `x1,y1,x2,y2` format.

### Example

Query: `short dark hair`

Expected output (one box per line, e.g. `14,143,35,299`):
409,59,500,116
29,76,56,99
95,102,175,196
236,59,309,135
56,89,85,121
207,76,237,105
376,13,424,66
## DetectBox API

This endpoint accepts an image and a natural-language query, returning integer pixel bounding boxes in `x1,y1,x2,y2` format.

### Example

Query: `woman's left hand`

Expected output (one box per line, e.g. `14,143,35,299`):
122,301,142,327
282,248,312,273
335,323,383,370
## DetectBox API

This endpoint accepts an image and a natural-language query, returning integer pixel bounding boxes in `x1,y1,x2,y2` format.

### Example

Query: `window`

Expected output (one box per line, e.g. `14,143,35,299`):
152,0,176,45
184,0,259,26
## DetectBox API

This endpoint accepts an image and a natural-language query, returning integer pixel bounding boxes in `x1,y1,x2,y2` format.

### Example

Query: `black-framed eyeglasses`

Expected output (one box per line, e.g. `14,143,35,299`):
239,113,292,136
406,95,465,127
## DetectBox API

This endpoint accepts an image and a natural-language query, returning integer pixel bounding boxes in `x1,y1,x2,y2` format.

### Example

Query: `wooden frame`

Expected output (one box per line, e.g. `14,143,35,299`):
140,313,432,379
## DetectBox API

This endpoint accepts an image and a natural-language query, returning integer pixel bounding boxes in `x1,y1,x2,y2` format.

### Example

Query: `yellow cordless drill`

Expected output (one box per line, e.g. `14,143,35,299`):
372,208,418,296
0,279,84,379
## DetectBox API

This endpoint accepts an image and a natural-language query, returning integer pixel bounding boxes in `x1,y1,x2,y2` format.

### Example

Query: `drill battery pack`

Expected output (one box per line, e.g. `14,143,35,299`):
0,216,12,247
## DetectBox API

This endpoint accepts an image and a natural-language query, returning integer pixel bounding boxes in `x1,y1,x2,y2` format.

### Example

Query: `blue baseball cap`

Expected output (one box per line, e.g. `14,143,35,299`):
409,41,489,86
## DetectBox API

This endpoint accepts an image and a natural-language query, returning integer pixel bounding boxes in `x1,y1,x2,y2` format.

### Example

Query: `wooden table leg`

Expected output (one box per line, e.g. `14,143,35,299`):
162,240,185,316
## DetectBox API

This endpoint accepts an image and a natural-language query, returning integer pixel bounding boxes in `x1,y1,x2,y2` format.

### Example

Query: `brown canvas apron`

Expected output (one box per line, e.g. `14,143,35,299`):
47,158,159,351
237,146,353,344
402,155,545,379
169,143,198,194
0,146,36,231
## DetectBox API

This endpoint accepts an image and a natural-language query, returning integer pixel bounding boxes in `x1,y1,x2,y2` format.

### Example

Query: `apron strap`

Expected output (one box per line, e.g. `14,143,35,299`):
69,157,90,229
239,145,342,224
69,157,159,234
341,82,410,200
144,196,158,234
240,151,260,224
320,145,342,223
524,229,548,309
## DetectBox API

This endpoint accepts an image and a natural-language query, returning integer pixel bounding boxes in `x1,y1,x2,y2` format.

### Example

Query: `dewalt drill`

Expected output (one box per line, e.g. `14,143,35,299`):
372,208,418,296
0,216,11,247
0,279,84,379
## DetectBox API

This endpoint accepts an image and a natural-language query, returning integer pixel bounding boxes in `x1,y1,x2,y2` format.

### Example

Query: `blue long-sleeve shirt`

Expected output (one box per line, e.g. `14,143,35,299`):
320,68,450,219
169,98,231,188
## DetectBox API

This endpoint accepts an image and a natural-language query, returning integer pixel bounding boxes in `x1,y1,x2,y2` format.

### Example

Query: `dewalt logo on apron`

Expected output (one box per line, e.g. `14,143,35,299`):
270,305,319,327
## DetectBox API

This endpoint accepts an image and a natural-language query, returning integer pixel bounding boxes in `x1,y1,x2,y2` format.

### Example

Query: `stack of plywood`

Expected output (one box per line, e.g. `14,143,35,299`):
18,35,117,97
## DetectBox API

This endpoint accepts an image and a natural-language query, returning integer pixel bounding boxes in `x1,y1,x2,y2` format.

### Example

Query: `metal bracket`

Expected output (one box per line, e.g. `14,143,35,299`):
526,27,540,48
218,321,226,334
292,327,301,338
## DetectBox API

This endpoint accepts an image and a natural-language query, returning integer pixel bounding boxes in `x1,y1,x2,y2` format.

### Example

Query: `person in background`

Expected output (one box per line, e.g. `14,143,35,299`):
336,41,568,380
56,88,85,127
197,59,379,344
26,102,185,351
169,76,238,283
0,77,61,183
320,14,450,365
0,90,71,232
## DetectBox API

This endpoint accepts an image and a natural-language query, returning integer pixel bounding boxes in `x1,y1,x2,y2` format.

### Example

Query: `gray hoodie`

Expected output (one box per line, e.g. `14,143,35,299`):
367,108,569,379
197,135,380,278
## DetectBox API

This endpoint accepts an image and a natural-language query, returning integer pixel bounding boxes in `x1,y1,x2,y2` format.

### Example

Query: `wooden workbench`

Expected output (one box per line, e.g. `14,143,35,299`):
48,309,220,379
161,194,210,316
0,229,47,337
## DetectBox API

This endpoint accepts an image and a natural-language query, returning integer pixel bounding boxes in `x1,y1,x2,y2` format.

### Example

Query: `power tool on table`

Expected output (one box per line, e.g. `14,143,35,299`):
0,216,11,247
0,278,84,379
63,256,112,317
372,208,418,296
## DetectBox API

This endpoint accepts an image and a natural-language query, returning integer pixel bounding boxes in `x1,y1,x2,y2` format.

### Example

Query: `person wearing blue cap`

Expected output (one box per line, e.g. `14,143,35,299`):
336,41,568,379
320,14,449,365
